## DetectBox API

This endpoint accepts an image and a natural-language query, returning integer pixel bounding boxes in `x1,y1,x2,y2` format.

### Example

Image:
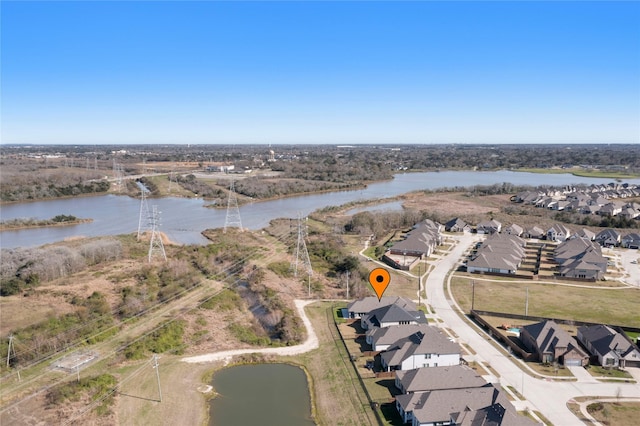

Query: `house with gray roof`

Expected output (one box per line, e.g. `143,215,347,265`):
520,320,588,366
367,324,431,351
395,365,486,394
444,217,470,233
386,219,442,266
397,384,536,426
621,233,640,249
523,226,545,239
380,327,461,372
504,223,524,237
466,234,526,275
554,237,607,280
476,219,502,235
577,325,640,368
346,296,416,319
574,228,596,241
361,303,427,331
595,229,621,248
547,223,571,242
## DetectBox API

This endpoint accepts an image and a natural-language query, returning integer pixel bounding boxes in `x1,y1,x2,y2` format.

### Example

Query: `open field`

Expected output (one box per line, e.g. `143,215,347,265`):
516,167,640,179
588,401,640,425
451,276,640,327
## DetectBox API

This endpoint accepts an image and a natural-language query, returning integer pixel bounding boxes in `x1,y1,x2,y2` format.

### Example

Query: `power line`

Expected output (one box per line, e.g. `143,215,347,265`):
1,227,301,418
223,178,243,232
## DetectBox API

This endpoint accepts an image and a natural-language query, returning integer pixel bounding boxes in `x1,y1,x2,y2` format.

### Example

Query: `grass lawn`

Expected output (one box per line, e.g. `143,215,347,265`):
451,276,640,327
588,401,640,425
587,366,634,380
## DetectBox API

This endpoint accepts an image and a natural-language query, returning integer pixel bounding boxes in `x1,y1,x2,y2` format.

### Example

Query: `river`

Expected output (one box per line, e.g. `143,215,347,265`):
209,363,314,426
1,170,638,249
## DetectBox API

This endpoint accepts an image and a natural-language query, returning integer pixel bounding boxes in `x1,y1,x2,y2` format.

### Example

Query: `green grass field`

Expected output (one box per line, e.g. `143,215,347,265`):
451,276,640,327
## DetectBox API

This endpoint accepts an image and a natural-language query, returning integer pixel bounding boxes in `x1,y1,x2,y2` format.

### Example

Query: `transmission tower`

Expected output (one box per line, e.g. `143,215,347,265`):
291,214,313,279
137,187,150,240
148,205,167,262
6,335,15,368
223,178,243,232
167,167,176,192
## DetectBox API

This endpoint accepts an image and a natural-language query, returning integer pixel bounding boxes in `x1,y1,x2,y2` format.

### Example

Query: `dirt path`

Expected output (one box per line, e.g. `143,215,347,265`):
181,300,319,364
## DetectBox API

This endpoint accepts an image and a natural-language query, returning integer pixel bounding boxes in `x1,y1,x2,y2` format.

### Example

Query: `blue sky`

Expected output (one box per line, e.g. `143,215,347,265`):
1,1,639,145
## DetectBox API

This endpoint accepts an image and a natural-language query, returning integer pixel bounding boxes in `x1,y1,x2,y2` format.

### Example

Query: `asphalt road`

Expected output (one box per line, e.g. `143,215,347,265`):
424,232,640,426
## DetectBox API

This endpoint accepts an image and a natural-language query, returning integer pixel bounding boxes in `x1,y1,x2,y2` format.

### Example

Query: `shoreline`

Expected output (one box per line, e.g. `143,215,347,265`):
0,218,93,231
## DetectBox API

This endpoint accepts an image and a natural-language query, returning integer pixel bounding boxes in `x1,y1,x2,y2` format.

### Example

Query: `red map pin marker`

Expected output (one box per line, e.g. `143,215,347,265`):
368,268,391,301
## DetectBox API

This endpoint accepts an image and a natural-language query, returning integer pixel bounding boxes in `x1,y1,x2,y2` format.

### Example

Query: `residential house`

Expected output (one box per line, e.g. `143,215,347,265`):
574,228,596,241
395,365,486,394
577,325,640,368
520,320,589,366
397,385,537,426
523,226,545,239
547,223,571,242
346,296,416,319
555,237,607,280
380,327,461,371
367,324,431,351
466,233,526,275
476,219,502,235
595,229,621,248
621,233,640,249
597,202,623,217
444,217,470,233
504,223,524,237
386,219,442,268
361,304,427,331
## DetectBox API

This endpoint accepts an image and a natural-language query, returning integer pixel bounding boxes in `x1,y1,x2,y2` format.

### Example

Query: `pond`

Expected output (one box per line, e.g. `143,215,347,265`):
209,363,315,426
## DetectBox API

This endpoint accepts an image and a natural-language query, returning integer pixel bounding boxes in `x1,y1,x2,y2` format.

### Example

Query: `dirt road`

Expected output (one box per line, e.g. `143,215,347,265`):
181,299,319,364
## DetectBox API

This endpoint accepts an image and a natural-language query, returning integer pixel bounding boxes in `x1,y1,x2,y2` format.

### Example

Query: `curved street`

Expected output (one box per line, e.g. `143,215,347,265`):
424,233,640,426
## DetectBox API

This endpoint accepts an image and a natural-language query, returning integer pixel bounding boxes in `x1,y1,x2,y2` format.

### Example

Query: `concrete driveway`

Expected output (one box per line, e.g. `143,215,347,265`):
424,233,640,426
617,247,640,287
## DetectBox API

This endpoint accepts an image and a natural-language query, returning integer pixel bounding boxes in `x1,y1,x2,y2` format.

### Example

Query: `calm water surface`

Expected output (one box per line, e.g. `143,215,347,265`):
209,363,314,426
2,170,638,248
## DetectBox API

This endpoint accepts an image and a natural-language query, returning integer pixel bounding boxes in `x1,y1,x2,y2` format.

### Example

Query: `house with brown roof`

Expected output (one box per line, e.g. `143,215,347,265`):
520,320,588,366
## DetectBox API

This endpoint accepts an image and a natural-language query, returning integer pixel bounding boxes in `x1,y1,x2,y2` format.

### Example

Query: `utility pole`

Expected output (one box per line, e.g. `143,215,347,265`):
223,178,243,232
525,287,529,317
153,355,162,402
471,280,476,311
418,265,421,308
345,270,350,299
